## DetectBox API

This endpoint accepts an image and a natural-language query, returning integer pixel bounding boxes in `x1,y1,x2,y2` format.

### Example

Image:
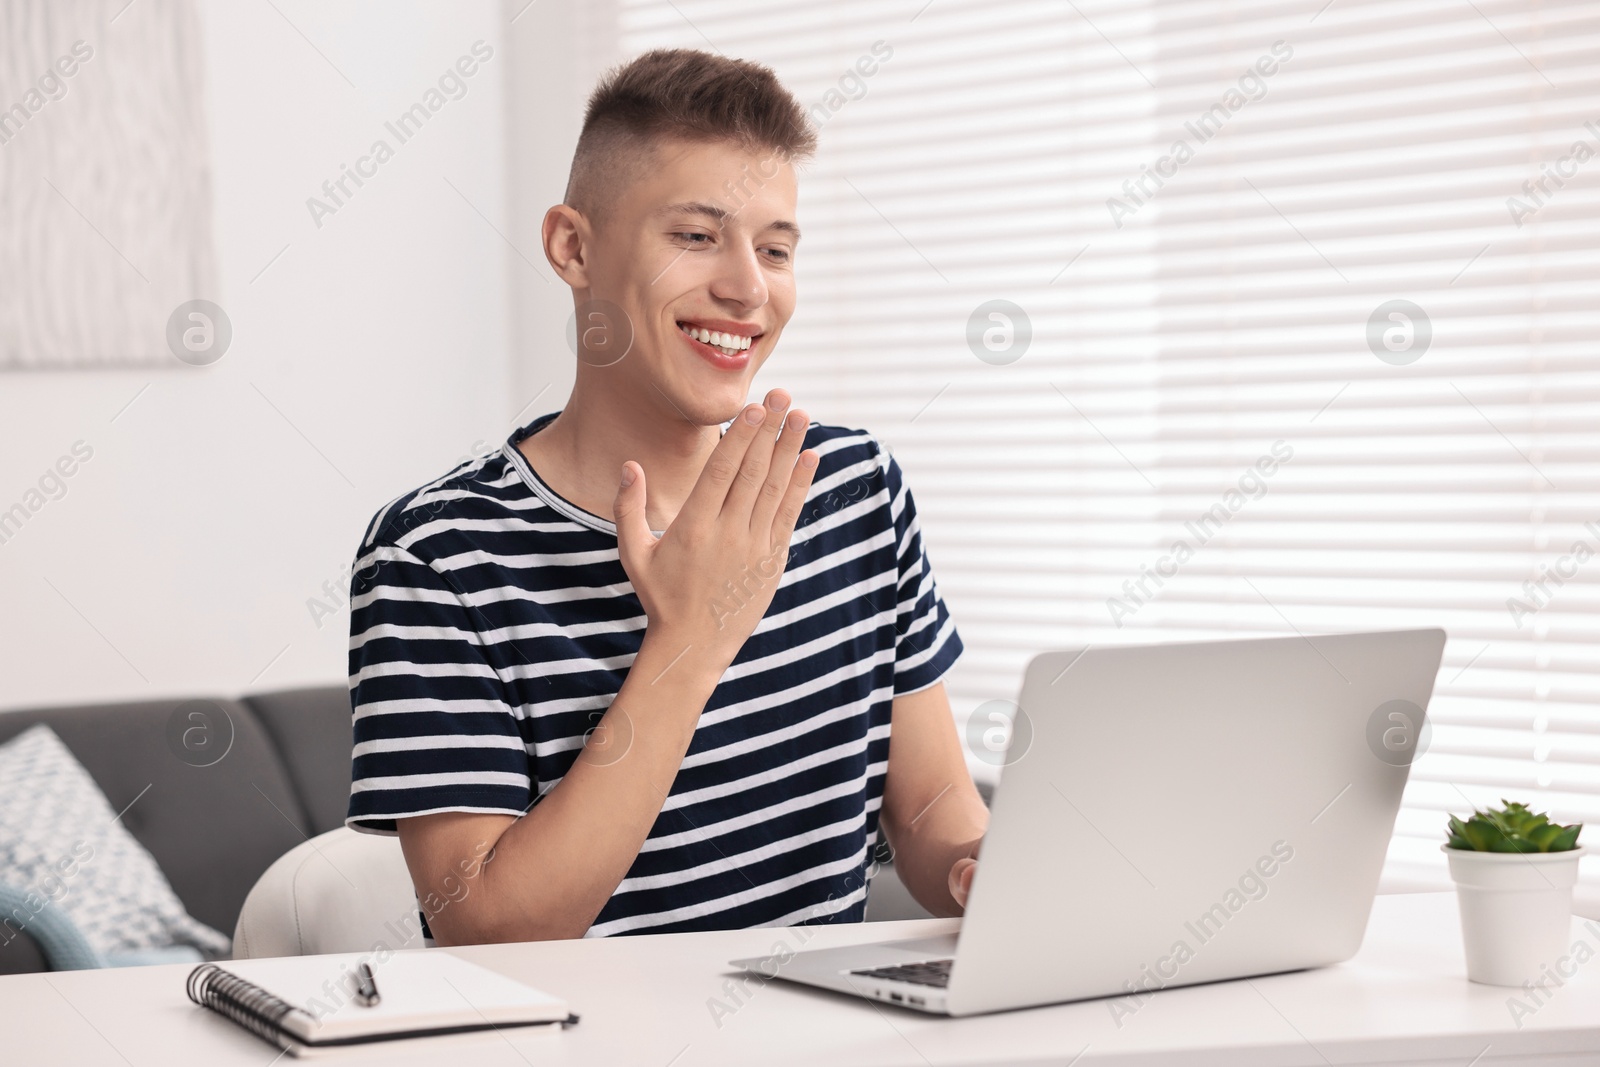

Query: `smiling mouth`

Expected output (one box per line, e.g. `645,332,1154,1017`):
677,321,759,357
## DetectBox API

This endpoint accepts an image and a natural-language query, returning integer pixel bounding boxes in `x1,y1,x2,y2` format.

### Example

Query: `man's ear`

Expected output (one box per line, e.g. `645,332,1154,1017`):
543,203,592,288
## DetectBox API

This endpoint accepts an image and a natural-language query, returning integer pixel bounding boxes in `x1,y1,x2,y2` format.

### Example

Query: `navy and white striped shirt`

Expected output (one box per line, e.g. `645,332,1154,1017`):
345,411,963,937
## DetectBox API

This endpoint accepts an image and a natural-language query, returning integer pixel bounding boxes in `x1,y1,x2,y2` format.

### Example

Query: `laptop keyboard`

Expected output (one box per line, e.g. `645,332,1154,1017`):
849,958,953,988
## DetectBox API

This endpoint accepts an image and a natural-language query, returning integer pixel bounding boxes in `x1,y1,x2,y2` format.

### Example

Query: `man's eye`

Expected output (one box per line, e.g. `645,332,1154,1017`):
764,248,791,263
675,232,712,245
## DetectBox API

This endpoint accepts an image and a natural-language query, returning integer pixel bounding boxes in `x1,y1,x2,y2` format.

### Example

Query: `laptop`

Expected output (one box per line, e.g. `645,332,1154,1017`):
730,628,1447,1016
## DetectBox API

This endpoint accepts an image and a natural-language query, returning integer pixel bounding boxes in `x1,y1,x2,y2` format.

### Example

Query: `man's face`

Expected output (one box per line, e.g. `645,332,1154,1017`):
584,137,799,427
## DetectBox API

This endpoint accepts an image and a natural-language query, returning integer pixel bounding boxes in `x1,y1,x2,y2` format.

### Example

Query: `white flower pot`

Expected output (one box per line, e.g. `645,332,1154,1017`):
1443,844,1584,987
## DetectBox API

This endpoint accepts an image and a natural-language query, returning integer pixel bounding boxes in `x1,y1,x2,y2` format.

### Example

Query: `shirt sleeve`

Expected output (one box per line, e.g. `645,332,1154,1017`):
345,540,533,835
875,439,965,696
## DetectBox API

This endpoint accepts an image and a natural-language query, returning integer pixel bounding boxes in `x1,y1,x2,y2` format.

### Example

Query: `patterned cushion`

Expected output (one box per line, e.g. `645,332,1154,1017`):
0,724,229,959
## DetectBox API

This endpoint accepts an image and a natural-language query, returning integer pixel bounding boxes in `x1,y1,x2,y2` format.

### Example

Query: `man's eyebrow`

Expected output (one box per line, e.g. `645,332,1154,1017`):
655,201,801,242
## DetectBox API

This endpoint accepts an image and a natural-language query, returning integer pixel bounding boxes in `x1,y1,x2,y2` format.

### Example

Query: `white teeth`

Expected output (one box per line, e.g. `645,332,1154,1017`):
679,323,753,352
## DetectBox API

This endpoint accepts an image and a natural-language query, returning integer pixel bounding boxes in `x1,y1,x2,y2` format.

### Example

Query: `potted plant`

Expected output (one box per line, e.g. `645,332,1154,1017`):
1443,800,1584,986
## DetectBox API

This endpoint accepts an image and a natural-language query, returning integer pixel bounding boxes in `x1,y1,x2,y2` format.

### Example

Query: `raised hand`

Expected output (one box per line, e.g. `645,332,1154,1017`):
612,388,818,670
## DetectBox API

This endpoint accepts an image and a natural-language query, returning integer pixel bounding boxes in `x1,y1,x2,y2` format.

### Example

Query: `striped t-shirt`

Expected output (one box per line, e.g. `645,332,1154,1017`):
345,410,963,937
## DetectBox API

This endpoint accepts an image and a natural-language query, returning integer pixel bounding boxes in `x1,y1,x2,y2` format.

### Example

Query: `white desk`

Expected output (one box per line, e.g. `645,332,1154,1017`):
5,892,1599,1066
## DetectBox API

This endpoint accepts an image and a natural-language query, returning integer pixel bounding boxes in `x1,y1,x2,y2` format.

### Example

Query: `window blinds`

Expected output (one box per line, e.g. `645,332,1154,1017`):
612,0,1600,904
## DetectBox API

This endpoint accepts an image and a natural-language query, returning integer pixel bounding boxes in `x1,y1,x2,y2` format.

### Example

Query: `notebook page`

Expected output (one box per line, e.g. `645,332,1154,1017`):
217,951,568,1042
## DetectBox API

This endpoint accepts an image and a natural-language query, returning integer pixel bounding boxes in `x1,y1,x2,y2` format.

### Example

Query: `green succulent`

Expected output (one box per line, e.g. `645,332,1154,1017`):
1446,799,1582,853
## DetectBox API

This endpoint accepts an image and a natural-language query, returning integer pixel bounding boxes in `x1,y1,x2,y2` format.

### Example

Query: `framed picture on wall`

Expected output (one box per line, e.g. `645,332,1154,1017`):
0,0,218,370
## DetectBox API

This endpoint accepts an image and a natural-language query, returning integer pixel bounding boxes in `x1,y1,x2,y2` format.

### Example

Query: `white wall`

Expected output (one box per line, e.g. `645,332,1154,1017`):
501,0,620,429
0,1,517,710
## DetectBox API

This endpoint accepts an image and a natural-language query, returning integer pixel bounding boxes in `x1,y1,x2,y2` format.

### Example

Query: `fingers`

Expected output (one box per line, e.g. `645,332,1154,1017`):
764,444,819,555
751,405,808,536
613,461,650,568
679,401,768,524
949,857,978,907
723,389,791,522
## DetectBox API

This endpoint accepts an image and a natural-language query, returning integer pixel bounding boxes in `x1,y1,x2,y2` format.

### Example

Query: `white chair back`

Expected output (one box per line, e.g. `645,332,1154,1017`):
232,827,426,958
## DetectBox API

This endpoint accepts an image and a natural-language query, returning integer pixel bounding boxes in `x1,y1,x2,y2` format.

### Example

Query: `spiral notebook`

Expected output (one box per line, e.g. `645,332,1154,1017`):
187,952,573,1056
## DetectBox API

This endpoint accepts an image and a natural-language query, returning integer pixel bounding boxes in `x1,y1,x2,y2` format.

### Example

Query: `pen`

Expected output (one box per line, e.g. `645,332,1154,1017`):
355,962,381,1007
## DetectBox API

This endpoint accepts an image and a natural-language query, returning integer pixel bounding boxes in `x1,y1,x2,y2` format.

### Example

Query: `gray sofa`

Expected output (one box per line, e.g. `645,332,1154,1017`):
0,685,967,973
0,687,352,975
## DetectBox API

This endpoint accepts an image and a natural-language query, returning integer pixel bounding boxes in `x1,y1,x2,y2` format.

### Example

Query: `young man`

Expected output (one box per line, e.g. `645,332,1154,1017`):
345,49,987,943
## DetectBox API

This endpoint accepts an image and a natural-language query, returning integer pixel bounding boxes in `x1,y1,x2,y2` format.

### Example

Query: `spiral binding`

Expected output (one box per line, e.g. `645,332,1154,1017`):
186,963,301,1050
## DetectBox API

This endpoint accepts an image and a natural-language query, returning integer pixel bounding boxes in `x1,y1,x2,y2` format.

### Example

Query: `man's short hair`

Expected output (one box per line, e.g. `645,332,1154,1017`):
564,48,817,227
